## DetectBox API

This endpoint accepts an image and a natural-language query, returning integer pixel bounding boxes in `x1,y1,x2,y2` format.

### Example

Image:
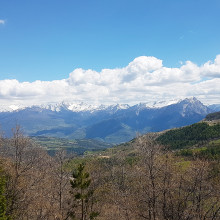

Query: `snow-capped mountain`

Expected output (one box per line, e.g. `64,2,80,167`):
0,102,130,113
40,102,101,112
0,97,191,113
0,97,216,144
0,104,26,112
1,97,215,114
150,99,180,108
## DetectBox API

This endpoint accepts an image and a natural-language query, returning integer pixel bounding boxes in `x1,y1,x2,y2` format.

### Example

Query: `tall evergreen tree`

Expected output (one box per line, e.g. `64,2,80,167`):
69,163,98,220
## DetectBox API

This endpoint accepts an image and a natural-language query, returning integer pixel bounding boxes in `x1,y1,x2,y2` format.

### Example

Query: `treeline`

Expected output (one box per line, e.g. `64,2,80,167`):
156,122,220,149
0,126,220,219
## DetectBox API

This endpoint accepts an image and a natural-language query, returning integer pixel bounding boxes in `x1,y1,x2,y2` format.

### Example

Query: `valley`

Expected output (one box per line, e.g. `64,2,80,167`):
1,1,220,218
0,104,219,219
30,136,112,155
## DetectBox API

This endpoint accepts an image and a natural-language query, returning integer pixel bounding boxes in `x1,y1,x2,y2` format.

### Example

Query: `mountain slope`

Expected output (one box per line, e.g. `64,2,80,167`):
0,98,214,144
205,111,220,121
156,122,220,149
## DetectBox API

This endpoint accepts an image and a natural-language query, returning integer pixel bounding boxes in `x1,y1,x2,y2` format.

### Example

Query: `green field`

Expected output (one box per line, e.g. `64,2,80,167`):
31,136,112,155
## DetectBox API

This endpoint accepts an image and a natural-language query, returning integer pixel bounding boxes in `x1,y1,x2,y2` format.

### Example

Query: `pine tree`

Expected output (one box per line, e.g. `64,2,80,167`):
69,163,99,220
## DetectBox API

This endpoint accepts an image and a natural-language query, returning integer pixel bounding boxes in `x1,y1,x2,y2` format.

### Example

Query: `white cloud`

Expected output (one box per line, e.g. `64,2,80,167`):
200,55,220,78
0,20,5,24
0,55,220,107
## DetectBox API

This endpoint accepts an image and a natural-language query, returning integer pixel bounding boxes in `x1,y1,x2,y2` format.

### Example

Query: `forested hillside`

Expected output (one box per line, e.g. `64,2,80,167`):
205,111,220,121
0,122,219,219
156,122,220,149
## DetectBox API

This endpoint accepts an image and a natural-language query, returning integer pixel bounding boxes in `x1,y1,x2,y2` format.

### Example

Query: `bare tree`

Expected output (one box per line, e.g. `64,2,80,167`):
52,149,72,219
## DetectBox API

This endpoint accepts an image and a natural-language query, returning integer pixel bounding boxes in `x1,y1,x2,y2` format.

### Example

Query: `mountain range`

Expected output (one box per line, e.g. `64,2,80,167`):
0,97,218,144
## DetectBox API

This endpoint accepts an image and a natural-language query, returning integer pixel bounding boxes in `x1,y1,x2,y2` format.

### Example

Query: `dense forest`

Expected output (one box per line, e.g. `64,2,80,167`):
156,122,220,149
0,121,219,219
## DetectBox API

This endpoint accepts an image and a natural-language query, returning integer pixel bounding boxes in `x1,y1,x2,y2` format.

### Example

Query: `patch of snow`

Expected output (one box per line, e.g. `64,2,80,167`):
0,97,213,113
150,99,180,108
0,104,25,112
67,103,100,112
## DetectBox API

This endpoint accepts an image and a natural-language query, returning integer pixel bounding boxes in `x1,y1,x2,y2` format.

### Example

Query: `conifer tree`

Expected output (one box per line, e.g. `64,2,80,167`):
69,163,98,220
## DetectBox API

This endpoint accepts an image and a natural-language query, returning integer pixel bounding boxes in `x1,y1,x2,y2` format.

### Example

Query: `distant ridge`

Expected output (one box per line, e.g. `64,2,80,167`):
0,97,215,144
205,111,220,121
1,97,218,113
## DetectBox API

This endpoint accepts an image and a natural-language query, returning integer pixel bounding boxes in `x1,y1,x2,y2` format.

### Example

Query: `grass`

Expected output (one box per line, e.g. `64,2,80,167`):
30,136,112,155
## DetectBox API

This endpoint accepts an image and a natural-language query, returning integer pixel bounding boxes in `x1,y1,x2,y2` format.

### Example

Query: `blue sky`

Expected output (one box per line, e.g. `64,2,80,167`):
1,0,220,81
0,0,220,107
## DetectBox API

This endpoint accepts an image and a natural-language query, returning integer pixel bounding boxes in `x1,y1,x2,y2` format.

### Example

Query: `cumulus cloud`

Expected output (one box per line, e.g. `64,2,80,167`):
200,55,220,78
0,19,5,24
0,55,220,107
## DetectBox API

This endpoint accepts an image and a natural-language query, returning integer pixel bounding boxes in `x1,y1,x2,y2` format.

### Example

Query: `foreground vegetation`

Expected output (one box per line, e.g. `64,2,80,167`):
0,121,219,219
